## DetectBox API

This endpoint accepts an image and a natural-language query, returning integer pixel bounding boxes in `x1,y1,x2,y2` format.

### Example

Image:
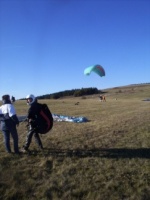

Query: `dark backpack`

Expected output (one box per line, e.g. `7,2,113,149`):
35,103,53,134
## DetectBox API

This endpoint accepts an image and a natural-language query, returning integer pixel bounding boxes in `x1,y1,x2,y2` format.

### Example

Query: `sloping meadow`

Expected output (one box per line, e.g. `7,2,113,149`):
0,85,150,200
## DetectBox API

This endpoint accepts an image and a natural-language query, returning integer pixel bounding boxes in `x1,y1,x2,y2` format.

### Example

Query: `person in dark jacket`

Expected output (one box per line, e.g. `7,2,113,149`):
0,95,19,154
22,94,43,152
11,96,15,103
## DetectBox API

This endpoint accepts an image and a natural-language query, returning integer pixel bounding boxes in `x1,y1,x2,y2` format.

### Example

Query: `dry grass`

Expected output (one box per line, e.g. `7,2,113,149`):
0,84,150,200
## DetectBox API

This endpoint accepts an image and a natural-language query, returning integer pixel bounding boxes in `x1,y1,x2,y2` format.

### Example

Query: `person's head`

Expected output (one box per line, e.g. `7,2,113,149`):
2,95,11,104
26,94,36,105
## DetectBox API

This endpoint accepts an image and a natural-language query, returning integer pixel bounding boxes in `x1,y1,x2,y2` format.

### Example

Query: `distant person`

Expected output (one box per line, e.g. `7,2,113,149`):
11,96,15,103
0,95,19,154
22,94,43,152
99,95,106,102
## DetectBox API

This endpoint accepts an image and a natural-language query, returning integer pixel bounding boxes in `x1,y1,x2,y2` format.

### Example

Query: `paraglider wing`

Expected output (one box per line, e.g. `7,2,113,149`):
84,65,105,77
84,66,94,75
94,65,105,76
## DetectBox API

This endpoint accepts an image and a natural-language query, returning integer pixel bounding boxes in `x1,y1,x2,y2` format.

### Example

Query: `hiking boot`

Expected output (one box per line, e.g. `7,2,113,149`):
15,151,21,154
21,146,29,152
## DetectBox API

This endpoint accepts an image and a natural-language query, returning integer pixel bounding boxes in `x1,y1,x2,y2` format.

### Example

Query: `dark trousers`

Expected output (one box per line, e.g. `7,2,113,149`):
1,121,19,153
24,127,43,149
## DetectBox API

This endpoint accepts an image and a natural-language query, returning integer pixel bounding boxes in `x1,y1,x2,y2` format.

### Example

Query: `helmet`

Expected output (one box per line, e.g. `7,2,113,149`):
26,94,36,105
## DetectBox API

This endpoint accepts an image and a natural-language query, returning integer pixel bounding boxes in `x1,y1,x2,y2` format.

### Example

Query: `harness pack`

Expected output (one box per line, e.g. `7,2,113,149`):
35,103,53,134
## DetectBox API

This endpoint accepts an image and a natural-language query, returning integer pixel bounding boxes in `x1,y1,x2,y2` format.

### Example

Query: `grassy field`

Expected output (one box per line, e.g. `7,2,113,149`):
0,84,150,200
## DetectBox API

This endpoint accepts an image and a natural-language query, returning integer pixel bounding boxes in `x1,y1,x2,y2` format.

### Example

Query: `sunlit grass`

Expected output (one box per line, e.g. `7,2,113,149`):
0,84,150,199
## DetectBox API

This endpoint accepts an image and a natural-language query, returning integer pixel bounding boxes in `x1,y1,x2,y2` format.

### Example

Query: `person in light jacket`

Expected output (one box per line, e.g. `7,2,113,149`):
0,95,19,154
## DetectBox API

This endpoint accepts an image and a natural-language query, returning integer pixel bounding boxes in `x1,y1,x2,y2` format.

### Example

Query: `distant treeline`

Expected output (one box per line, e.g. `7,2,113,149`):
19,83,150,100
36,87,105,100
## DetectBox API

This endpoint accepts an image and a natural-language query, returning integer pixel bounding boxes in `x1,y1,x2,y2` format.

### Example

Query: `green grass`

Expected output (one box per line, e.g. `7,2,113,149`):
0,84,150,200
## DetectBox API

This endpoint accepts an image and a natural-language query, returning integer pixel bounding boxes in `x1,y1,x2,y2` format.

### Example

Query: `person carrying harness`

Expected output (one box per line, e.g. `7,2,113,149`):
22,94,44,152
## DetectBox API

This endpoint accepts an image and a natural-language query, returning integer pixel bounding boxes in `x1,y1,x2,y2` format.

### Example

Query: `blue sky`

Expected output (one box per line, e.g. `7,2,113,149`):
0,0,150,99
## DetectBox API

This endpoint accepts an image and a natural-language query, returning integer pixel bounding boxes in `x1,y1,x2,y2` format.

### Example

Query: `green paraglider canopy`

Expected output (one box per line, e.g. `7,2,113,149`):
84,64,105,77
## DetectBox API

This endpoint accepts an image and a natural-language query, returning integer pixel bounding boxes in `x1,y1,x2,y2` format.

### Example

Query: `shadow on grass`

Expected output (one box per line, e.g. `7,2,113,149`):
30,147,150,159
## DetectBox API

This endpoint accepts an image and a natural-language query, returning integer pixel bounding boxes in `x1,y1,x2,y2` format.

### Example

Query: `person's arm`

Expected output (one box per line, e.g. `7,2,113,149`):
11,114,19,126
8,104,19,125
